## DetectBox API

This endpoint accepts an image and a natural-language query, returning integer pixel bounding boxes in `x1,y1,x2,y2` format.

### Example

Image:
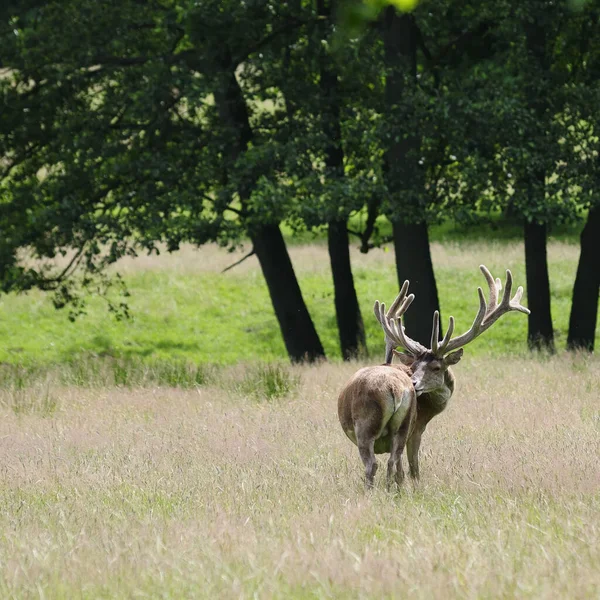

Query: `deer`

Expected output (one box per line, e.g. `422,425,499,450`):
338,280,418,489
338,265,530,489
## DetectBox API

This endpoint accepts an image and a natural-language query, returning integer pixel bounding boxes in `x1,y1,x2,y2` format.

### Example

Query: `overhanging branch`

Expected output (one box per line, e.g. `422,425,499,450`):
221,248,256,273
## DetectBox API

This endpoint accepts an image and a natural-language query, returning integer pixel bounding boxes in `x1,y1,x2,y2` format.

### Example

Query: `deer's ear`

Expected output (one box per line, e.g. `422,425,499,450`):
444,349,464,366
392,349,414,366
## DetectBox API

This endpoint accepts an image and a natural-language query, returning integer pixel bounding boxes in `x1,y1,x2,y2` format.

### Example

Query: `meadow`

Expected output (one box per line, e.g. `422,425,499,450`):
0,234,599,598
0,355,598,598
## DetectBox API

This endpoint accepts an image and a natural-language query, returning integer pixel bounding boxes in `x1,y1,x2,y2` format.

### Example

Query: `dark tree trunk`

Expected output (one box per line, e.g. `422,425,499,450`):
328,220,366,359
383,8,441,347
521,18,555,354
524,220,555,351
360,194,382,254
382,9,418,195
392,221,440,347
216,68,325,363
252,224,325,363
318,0,366,360
567,205,600,352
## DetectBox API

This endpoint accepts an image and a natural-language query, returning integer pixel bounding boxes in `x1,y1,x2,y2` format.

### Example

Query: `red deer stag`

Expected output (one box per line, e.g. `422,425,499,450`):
374,265,530,481
338,265,529,489
337,280,418,489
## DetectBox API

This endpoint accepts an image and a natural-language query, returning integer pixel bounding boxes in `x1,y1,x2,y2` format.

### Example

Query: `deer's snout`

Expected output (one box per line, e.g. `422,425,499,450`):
411,375,422,392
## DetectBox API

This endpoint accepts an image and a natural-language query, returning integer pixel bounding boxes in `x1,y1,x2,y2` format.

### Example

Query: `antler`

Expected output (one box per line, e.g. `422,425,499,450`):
374,281,427,363
433,265,530,356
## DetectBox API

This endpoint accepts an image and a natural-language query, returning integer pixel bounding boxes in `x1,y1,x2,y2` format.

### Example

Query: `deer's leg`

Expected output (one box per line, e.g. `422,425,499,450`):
387,405,415,490
406,427,423,481
386,446,396,488
356,427,378,489
407,413,431,481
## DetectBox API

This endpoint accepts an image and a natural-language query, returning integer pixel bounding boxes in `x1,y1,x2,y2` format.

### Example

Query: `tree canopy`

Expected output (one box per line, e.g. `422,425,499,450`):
1,0,599,358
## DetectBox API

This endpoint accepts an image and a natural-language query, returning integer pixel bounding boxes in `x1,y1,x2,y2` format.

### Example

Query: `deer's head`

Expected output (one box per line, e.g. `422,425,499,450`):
392,347,463,394
374,266,530,396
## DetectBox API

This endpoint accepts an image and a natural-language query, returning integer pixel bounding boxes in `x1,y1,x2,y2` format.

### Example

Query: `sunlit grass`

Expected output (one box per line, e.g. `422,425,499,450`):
0,355,598,598
0,238,595,366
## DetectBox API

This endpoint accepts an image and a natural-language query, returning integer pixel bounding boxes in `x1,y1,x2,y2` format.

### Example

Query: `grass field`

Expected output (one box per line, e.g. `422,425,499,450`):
1,236,599,598
0,237,597,366
0,355,598,598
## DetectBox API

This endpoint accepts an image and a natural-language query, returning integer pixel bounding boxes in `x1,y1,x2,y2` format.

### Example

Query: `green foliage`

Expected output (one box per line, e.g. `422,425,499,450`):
4,387,58,416
111,358,213,388
337,0,419,39
237,363,301,401
0,0,317,306
1,0,599,358
0,368,59,414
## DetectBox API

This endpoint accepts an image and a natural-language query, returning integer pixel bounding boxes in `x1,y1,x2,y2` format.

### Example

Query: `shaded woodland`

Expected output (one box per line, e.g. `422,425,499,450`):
1,0,599,360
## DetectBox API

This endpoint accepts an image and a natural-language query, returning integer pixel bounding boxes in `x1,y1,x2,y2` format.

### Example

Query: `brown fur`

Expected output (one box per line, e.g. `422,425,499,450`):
393,350,459,480
337,364,417,489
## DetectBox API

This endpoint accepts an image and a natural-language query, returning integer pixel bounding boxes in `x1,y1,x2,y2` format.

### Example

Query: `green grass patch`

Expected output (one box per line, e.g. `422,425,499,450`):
236,363,301,401
4,385,59,416
0,237,596,369
0,356,217,390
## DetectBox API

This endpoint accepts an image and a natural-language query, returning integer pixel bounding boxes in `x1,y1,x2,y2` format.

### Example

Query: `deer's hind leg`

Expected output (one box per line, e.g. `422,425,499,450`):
355,425,378,489
387,401,416,490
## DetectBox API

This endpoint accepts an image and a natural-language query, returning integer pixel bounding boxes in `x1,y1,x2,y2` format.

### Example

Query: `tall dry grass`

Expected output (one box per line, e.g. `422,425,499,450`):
0,355,599,598
30,238,579,277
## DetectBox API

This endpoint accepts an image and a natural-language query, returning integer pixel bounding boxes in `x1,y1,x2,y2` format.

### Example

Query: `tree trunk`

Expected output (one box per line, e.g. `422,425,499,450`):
524,220,555,351
567,205,600,352
215,68,325,363
328,220,366,359
382,8,441,347
318,0,366,360
521,16,555,353
252,224,325,363
392,220,440,347
382,9,418,197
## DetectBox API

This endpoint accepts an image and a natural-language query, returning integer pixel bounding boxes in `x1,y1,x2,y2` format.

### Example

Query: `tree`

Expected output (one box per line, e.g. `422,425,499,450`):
564,4,600,351
568,205,600,351
381,8,441,347
416,0,593,354
317,0,367,359
0,0,325,363
477,1,597,352
257,0,389,360
377,3,497,346
520,6,559,352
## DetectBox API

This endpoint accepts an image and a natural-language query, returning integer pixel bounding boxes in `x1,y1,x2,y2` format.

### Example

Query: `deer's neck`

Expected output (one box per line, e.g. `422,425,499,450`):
418,368,456,415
